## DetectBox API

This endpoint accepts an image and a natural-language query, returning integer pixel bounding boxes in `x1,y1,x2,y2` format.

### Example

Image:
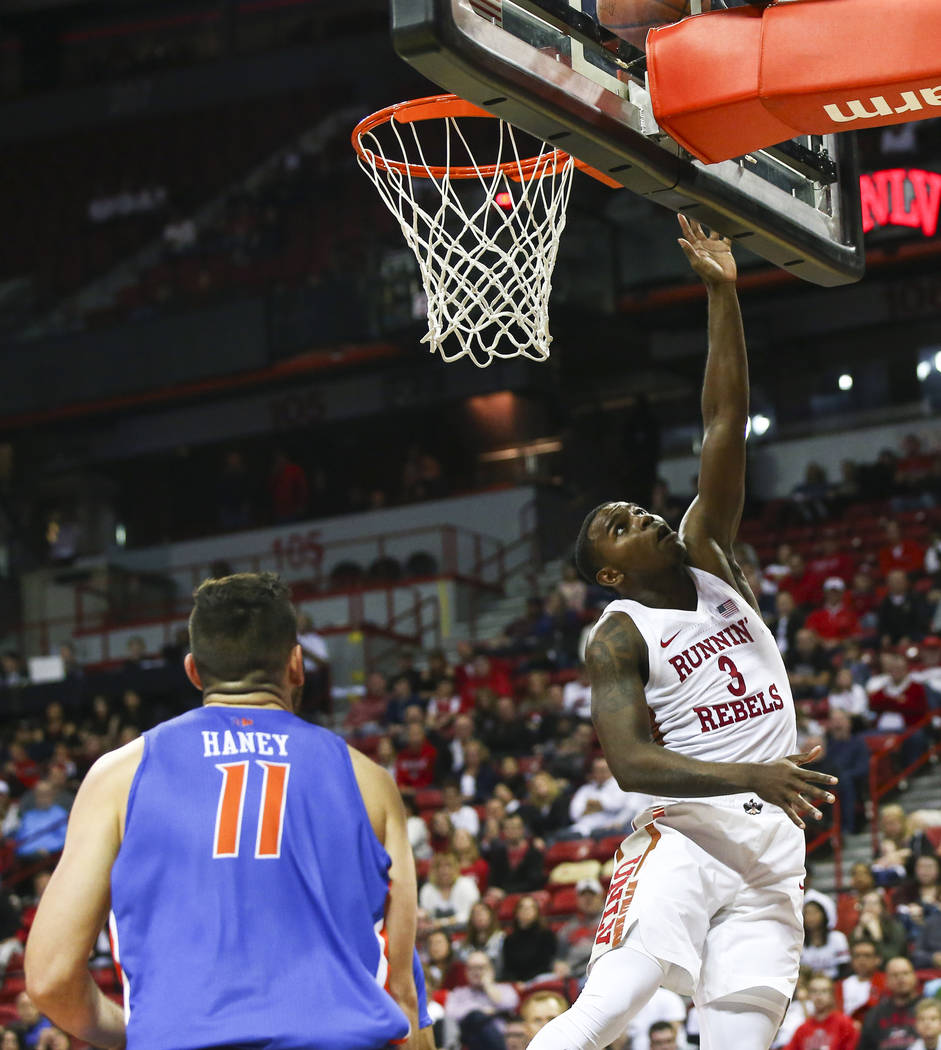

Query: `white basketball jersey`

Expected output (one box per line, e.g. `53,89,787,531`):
591,566,797,773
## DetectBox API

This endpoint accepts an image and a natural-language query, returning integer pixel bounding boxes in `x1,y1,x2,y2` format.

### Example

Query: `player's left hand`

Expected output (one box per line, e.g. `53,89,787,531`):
750,745,838,829
677,214,737,286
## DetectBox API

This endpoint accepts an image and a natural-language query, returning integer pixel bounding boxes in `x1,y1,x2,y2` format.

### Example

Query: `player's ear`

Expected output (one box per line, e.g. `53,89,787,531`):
596,566,620,589
287,643,305,687
184,652,203,691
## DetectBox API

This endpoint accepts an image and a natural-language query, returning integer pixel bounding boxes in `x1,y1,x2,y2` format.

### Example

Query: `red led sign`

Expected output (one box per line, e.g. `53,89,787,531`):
860,168,941,237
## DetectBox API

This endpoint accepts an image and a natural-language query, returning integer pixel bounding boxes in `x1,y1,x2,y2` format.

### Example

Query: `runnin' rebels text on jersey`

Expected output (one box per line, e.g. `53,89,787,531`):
589,566,797,774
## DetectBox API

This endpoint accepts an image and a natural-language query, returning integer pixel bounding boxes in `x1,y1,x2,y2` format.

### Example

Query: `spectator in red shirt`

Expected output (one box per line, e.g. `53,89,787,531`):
343,671,389,737
895,433,937,491
878,521,926,579
805,578,863,648
868,650,929,767
836,862,878,936
269,450,309,522
868,652,928,730
809,531,856,584
779,552,825,610
849,570,881,630
459,653,513,708
452,827,490,893
786,974,858,1050
857,956,919,1050
395,722,438,792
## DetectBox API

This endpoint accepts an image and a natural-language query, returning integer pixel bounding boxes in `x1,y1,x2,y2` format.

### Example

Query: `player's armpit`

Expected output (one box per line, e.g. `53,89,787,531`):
25,741,141,1050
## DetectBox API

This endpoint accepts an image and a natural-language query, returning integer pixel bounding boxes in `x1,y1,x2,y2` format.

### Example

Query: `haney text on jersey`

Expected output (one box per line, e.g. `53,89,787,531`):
202,730,289,757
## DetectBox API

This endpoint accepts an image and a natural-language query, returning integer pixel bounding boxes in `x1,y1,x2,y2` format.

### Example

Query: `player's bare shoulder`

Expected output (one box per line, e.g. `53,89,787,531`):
85,737,145,832
585,611,649,705
347,742,402,839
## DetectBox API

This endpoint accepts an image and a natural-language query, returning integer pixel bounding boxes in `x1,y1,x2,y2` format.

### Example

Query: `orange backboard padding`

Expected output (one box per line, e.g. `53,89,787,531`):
646,7,802,165
760,0,941,135
648,0,941,164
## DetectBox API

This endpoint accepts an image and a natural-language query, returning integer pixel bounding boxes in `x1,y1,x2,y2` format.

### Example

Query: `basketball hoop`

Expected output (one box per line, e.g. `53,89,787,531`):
352,94,578,368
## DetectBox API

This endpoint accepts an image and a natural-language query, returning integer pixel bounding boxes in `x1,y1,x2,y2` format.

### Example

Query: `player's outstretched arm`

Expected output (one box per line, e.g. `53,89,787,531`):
25,742,142,1049
675,216,756,607
588,614,837,828
350,748,420,1050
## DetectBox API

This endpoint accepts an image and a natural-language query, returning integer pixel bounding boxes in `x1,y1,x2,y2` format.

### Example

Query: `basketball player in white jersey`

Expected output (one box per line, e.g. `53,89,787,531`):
529,216,839,1050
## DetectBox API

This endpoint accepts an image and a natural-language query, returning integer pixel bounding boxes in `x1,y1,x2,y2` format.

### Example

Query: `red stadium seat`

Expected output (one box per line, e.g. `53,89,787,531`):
518,978,570,1003
543,840,595,872
593,836,624,861
0,975,26,1000
548,886,579,915
498,890,552,922
414,788,444,811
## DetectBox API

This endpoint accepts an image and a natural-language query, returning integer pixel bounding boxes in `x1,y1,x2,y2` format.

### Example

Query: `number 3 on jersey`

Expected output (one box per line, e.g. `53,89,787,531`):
717,655,747,697
213,761,290,859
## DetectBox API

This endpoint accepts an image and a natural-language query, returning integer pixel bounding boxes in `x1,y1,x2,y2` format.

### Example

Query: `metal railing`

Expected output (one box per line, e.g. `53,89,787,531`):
14,521,508,660
868,713,941,857
806,795,843,890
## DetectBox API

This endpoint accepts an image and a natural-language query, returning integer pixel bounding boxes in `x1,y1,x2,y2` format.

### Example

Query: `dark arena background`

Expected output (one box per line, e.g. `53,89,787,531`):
0,1,941,1047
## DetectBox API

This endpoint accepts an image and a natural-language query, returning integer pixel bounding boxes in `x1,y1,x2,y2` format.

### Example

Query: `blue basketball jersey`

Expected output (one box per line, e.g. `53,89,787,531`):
110,706,410,1050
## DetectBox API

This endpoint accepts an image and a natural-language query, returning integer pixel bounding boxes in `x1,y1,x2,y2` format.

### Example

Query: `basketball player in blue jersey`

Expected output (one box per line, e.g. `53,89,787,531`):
25,572,428,1050
529,217,841,1050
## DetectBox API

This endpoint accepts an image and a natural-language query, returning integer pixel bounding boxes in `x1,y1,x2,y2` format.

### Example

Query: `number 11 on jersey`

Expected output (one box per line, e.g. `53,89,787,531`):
214,761,291,859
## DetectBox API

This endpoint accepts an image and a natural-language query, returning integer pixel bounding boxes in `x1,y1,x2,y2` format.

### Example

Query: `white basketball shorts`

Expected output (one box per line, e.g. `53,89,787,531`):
588,794,806,1005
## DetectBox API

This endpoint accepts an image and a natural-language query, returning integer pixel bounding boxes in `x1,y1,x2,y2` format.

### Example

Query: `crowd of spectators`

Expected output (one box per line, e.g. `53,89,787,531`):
2,437,941,1048
332,440,941,1049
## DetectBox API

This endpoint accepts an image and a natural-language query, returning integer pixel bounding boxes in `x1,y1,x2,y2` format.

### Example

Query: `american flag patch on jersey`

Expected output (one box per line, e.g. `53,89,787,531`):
715,597,740,618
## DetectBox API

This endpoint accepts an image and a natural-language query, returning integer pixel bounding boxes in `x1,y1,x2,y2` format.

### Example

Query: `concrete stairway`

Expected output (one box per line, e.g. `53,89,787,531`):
811,758,941,895
445,557,568,650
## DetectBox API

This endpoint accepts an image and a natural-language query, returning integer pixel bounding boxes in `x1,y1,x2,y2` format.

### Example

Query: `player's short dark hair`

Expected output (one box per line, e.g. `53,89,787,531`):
851,937,879,952
648,1021,675,1038
188,572,297,686
574,502,608,584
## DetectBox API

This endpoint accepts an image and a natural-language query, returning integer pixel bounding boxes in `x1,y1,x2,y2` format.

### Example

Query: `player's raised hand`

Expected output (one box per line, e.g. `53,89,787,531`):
750,745,839,829
677,214,737,286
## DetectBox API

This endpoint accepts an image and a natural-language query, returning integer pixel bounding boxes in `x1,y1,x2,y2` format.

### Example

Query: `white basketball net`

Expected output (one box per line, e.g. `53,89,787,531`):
355,105,575,368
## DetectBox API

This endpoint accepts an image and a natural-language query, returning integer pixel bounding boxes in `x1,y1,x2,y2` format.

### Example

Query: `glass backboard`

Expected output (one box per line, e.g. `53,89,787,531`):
391,0,865,286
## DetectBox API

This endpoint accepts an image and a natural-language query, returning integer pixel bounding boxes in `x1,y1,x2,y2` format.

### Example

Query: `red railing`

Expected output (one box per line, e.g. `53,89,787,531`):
806,796,843,890
464,499,539,642
15,521,507,658
869,713,941,857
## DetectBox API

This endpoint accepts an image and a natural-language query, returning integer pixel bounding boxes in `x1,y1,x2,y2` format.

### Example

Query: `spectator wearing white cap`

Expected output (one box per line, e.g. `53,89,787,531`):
553,878,604,982
804,577,862,649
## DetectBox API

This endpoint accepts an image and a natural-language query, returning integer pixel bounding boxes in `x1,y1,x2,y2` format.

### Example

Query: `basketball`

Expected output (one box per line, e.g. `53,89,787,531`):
597,0,712,47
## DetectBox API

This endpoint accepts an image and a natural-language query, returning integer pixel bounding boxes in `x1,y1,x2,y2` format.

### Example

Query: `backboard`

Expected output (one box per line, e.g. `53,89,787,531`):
391,0,865,286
